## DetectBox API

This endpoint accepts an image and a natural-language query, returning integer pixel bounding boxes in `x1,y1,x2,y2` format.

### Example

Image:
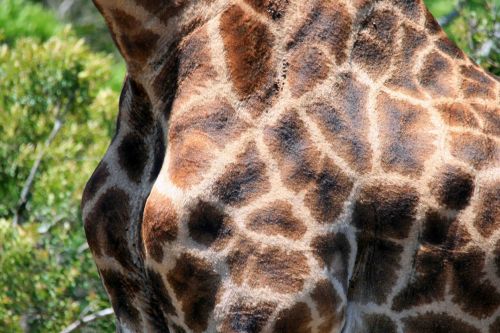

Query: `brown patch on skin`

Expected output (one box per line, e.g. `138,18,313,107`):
288,46,331,97
169,132,216,188
361,314,397,333
307,73,372,172
169,99,248,148
311,280,343,332
436,37,465,59
142,190,178,262
460,65,495,89
394,0,423,20
109,9,159,66
352,9,398,76
246,200,307,240
473,182,500,238
118,132,149,183
435,103,480,128
305,158,353,223
431,165,475,210
146,268,176,316
273,302,312,333
221,300,276,333
172,27,217,105
377,92,436,177
424,8,441,34
167,253,221,333
495,239,500,278
213,142,270,207
120,77,154,135
264,110,321,192
220,5,275,116
100,269,142,325
385,25,427,97
149,122,166,182
245,0,288,20
82,161,109,207
311,232,351,289
403,313,480,333
418,52,456,97
491,317,500,333
287,2,351,65
187,201,233,249
351,183,419,304
172,324,187,333
450,132,498,170
471,103,500,136
450,246,500,318
84,188,134,268
227,238,309,294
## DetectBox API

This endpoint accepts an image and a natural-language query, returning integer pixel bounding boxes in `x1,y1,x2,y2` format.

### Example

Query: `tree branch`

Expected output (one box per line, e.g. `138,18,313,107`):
13,109,63,225
60,308,114,333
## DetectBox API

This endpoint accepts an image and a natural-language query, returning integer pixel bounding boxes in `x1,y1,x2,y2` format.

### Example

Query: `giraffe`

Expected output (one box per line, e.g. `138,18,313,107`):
81,0,500,332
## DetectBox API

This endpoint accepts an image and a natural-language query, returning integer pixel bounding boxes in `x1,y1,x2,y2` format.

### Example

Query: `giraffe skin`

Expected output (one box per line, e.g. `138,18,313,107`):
81,0,500,332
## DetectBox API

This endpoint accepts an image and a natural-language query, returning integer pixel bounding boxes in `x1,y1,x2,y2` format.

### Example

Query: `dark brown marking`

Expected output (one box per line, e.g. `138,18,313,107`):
288,46,331,97
222,301,276,333
435,103,480,128
471,104,500,136
403,313,480,333
431,165,474,210
100,269,142,325
394,0,423,20
149,122,166,182
491,317,500,333
146,268,176,316
307,73,372,172
84,188,133,268
246,200,306,240
122,78,154,134
436,37,465,60
361,314,397,333
377,93,435,176
288,2,352,65
167,253,221,333
450,132,498,170
142,191,178,262
82,161,109,206
213,143,270,207
187,201,233,248
264,110,321,192
311,280,343,332
220,5,275,115
473,182,500,238
495,239,500,278
418,52,455,97
273,302,312,333
424,8,441,33
118,132,148,183
304,158,353,223
245,0,288,20
311,232,351,289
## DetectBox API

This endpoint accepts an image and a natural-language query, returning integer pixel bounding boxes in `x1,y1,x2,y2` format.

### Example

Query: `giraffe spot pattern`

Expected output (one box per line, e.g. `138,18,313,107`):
491,317,500,333
221,300,276,333
100,269,142,326
471,103,500,136
436,103,480,128
121,78,154,134
142,191,178,262
450,132,498,170
310,280,343,332
436,36,465,59
460,65,496,99
311,232,351,289
81,161,109,206
287,2,351,65
360,314,397,333
146,268,176,317
431,164,475,210
273,302,312,333
377,92,436,176
213,143,270,207
187,201,233,248
135,0,187,25
307,72,372,172
167,253,221,333
244,0,288,20
84,188,134,267
393,0,424,20
402,312,481,333
351,183,419,304
418,51,455,97
246,200,307,240
473,181,500,238
264,109,321,192
227,238,309,294
118,132,148,183
287,45,331,97
149,122,166,182
220,5,275,115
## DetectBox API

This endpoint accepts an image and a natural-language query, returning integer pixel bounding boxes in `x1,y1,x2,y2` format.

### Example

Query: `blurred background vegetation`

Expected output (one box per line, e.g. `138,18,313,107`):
0,0,498,332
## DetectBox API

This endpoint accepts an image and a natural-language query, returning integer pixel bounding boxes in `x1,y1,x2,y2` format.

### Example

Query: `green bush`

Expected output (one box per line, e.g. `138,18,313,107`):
0,29,117,332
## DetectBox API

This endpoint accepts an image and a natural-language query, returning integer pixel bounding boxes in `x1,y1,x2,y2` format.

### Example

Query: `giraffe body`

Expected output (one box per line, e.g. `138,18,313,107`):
82,0,500,332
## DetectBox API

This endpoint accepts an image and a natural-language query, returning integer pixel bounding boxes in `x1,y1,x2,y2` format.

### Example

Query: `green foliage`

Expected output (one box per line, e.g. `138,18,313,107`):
0,0,60,44
0,28,117,333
